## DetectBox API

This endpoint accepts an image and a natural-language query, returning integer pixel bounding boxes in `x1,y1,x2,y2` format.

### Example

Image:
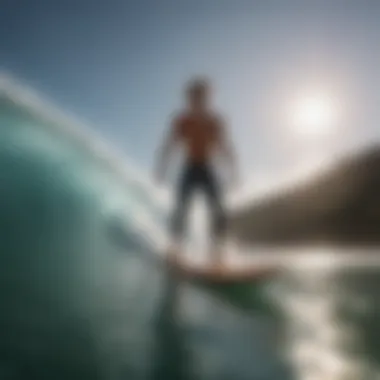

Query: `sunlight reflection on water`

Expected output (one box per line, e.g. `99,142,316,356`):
273,252,380,380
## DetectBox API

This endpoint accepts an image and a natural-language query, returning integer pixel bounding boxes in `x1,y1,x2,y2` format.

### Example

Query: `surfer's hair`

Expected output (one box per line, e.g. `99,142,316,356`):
186,77,210,97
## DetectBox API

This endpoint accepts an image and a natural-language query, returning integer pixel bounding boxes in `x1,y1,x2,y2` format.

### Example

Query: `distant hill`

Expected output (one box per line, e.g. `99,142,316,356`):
229,146,380,246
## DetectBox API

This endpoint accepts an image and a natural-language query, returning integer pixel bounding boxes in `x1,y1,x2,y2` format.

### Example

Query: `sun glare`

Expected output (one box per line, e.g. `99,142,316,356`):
291,94,337,137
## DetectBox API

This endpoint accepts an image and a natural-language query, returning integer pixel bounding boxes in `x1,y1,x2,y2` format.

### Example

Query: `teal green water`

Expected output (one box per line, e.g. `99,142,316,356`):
0,99,379,380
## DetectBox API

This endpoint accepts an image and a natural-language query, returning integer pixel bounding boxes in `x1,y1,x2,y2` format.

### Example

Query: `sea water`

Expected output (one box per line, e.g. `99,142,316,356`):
0,93,379,380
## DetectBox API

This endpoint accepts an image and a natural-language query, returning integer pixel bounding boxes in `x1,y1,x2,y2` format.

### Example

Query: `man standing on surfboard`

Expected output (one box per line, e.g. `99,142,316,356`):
154,78,238,267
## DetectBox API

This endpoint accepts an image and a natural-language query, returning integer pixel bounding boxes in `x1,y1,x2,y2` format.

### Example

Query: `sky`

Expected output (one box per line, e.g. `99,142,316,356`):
1,0,380,200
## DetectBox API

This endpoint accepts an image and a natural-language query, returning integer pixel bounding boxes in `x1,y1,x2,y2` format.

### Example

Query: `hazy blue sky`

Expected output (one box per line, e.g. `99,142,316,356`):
1,0,380,193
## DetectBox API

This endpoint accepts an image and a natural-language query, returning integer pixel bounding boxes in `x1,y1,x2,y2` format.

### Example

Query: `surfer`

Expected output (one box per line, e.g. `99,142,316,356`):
154,77,238,267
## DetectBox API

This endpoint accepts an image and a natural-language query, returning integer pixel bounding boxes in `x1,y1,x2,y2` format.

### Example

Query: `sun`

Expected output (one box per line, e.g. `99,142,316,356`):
291,93,337,137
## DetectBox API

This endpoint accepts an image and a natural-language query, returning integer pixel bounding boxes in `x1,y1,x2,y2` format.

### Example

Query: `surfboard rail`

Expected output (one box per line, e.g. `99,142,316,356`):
164,256,279,285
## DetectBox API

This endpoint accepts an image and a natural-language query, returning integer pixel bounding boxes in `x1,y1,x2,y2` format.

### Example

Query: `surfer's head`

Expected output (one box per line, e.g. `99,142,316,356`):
185,77,211,110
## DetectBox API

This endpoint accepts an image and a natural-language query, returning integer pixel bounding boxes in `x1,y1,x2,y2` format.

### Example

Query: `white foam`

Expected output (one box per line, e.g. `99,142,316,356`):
0,71,167,208
0,71,168,249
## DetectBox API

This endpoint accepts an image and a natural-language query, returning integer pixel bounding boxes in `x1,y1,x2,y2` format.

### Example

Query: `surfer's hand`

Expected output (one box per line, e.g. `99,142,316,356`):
228,172,240,190
154,168,166,185
154,172,163,185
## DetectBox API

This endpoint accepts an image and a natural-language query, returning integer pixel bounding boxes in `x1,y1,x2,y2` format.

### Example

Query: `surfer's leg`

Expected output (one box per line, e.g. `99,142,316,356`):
170,164,196,257
202,166,227,266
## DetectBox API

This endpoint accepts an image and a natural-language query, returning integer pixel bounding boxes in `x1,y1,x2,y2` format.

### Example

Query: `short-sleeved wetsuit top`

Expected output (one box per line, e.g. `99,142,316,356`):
172,112,223,164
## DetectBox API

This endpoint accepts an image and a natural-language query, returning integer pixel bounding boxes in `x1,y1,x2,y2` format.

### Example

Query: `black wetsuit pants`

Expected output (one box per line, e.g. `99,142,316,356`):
171,162,227,240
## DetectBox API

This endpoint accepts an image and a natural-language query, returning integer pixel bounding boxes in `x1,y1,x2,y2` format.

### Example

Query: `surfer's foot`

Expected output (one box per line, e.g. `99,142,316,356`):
210,243,224,272
210,254,225,275
167,244,181,265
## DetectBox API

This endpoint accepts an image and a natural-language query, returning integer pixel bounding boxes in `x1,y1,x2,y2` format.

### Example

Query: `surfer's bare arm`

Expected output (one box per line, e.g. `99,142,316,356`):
154,118,181,183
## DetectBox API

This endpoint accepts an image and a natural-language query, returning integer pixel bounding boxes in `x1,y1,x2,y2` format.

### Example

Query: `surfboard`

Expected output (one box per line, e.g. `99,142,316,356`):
161,252,281,313
164,255,278,285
